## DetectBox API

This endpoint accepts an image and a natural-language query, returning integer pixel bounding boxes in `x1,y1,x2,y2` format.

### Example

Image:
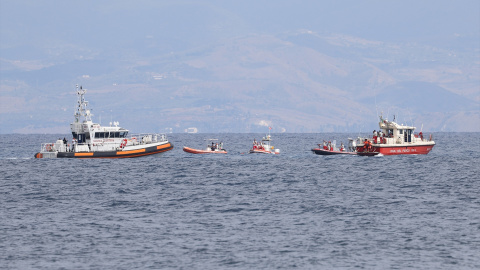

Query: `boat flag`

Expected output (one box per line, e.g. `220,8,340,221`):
269,127,272,130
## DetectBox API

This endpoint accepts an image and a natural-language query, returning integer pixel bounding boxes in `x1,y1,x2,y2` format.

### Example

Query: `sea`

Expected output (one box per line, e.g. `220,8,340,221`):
1,133,479,269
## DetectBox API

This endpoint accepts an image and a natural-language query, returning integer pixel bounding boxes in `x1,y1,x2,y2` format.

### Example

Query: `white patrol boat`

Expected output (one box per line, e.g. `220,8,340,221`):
35,85,173,158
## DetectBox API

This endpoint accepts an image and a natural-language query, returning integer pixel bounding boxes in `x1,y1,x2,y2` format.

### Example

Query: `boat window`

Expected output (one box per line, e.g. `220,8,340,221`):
399,129,403,134
119,131,126,138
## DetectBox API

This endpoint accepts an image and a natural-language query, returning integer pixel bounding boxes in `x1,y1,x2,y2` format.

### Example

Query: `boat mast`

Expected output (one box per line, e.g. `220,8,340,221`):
74,84,92,123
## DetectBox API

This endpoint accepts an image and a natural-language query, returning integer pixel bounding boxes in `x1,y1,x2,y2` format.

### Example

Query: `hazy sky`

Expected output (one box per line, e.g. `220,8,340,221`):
0,0,479,133
1,0,479,53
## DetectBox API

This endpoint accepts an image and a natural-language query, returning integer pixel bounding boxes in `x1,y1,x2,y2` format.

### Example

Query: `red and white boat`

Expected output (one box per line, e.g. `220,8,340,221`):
249,134,280,154
355,115,435,156
183,140,227,154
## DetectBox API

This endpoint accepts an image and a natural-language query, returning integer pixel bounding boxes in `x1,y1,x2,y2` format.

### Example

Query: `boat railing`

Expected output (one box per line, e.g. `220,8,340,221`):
40,143,58,152
362,133,434,145
128,133,168,145
40,141,72,153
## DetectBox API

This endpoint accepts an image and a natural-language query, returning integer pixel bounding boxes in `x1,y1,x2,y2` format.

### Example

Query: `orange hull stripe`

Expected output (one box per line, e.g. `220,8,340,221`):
157,143,171,150
78,147,172,159
116,149,146,155
75,153,94,157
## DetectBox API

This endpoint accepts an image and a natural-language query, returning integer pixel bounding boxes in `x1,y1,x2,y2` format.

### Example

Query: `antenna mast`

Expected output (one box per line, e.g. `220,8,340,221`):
74,84,92,123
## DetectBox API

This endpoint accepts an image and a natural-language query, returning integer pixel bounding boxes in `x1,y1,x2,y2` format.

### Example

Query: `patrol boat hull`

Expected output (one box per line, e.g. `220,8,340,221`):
357,144,434,156
35,142,173,159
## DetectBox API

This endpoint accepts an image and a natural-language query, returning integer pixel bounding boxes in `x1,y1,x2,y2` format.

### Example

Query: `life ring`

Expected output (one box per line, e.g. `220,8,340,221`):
120,139,127,148
45,144,52,151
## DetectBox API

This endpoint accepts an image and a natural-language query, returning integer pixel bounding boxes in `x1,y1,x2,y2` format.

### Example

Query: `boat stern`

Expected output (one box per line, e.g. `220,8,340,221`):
34,151,58,158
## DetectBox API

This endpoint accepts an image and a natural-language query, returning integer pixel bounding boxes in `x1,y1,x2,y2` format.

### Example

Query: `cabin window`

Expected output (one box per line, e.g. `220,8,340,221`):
78,134,84,143
119,131,127,138
399,129,403,134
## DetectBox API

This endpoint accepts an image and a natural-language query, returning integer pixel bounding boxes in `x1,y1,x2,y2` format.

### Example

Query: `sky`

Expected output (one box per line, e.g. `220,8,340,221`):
2,0,479,50
0,0,479,133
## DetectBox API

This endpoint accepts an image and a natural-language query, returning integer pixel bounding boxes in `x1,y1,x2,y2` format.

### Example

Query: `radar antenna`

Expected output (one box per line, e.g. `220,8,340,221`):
74,84,92,123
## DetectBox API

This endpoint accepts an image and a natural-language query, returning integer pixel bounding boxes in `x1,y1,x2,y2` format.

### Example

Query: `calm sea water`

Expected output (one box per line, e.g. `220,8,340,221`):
1,133,479,269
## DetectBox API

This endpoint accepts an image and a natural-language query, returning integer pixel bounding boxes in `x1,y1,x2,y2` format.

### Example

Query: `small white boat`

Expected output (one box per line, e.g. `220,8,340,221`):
249,134,280,154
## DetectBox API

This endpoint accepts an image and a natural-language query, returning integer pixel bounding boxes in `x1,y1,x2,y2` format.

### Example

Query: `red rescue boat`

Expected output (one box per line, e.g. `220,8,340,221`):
356,115,435,156
311,140,357,155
